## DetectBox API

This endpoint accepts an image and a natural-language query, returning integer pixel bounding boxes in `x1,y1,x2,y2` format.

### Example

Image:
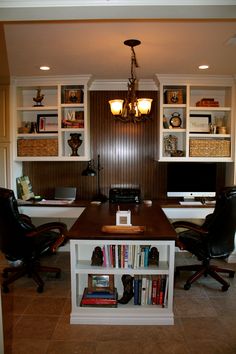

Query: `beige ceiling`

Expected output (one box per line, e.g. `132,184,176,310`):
2,1,236,82
3,19,236,81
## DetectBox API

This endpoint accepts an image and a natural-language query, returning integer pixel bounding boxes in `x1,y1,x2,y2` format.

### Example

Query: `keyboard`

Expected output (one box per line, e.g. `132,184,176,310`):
38,199,74,205
179,200,216,206
179,201,203,206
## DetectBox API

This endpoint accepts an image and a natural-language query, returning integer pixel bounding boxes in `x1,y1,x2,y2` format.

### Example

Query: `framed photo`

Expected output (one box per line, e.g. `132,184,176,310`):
64,89,83,104
37,114,58,133
88,274,114,293
189,114,211,133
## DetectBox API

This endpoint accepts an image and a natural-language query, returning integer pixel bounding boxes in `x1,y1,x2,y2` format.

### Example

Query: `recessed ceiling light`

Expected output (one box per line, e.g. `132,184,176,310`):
40,66,50,71
198,65,209,70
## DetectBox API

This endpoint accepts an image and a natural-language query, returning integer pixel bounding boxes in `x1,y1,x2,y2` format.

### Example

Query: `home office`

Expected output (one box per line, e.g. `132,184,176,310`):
0,1,236,353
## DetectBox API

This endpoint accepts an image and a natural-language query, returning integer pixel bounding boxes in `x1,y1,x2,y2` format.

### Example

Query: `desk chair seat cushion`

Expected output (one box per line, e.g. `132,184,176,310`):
178,229,209,260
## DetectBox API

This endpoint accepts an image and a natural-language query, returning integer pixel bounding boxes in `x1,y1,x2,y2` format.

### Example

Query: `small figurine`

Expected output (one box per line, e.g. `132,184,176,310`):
148,247,159,266
33,89,44,106
91,246,103,266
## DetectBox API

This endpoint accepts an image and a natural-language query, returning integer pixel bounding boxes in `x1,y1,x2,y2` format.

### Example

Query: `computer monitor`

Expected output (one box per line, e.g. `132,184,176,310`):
54,187,77,201
167,162,217,200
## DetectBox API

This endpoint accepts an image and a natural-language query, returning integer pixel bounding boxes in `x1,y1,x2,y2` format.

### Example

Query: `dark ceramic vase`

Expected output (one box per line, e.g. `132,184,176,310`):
67,133,82,156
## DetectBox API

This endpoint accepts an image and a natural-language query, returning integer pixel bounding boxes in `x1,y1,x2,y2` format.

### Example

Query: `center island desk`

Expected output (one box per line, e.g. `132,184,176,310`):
68,202,177,325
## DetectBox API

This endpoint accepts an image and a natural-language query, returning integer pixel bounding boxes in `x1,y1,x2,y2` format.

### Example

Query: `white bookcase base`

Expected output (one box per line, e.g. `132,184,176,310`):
70,309,174,325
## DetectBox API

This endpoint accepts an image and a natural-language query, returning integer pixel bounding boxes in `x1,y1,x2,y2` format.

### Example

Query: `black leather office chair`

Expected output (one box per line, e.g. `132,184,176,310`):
173,186,236,291
0,187,68,293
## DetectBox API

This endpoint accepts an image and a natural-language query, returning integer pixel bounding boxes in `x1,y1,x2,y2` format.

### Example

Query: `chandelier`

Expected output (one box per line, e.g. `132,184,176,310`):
109,39,153,123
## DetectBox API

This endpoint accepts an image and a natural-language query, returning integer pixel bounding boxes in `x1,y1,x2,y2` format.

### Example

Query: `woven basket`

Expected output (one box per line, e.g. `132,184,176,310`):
17,138,58,157
189,139,230,157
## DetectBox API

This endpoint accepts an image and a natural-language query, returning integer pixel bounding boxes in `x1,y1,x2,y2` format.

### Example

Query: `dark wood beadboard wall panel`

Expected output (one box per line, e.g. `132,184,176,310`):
23,90,163,200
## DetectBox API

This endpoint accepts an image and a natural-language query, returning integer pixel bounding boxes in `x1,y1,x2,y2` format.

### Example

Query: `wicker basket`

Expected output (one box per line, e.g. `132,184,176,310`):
17,138,58,157
189,139,230,157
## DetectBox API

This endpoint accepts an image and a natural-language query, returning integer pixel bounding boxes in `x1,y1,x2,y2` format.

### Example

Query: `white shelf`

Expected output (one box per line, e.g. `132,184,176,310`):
70,239,175,325
17,106,58,111
189,106,231,112
16,133,58,137
61,103,84,108
75,260,170,275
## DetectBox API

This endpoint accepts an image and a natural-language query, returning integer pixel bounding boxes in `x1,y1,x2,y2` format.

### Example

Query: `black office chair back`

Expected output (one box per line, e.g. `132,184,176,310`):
0,187,35,259
203,187,236,258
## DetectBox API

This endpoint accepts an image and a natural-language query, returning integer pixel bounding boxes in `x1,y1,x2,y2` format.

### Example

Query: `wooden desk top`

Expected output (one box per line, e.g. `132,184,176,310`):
68,202,177,241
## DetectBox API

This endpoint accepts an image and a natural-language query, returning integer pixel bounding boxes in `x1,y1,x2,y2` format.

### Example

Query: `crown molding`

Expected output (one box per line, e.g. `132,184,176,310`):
89,79,157,91
1,1,236,20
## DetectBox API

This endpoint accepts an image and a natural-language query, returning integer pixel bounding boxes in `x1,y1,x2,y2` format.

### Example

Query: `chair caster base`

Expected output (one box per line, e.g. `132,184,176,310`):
184,283,191,290
221,284,229,292
2,285,9,293
55,271,61,279
37,285,44,293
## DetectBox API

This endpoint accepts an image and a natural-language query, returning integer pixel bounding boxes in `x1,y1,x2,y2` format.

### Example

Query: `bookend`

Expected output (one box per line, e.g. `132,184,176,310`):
148,247,159,266
91,246,103,266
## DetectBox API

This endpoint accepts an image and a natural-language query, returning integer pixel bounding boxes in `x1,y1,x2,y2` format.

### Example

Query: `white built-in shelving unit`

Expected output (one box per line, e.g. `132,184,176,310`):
156,75,235,163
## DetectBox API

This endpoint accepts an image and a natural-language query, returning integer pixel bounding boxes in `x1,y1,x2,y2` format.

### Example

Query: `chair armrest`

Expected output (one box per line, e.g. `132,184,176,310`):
172,221,208,234
26,222,68,253
19,213,33,225
173,221,209,250
175,239,187,250
26,222,68,237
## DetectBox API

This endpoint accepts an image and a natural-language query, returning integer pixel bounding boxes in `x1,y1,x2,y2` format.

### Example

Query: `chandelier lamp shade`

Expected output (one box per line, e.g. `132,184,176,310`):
109,39,153,123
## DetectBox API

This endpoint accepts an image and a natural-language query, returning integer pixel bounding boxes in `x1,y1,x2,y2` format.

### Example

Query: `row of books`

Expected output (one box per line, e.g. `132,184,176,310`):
133,275,168,307
101,244,157,269
80,287,118,307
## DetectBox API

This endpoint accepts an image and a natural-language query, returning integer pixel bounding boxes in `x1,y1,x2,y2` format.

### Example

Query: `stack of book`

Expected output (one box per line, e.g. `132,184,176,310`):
80,287,118,307
196,98,219,107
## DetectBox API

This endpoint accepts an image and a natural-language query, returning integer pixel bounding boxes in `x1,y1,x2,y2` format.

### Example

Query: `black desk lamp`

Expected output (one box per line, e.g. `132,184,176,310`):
82,154,108,203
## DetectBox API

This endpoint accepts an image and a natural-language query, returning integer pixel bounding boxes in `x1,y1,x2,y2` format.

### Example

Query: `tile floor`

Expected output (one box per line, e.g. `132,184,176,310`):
1,251,236,354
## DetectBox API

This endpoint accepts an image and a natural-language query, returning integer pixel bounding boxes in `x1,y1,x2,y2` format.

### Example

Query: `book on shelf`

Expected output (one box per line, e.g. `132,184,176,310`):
80,298,117,307
141,276,147,305
133,275,140,305
80,287,118,307
85,290,116,299
159,275,166,306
